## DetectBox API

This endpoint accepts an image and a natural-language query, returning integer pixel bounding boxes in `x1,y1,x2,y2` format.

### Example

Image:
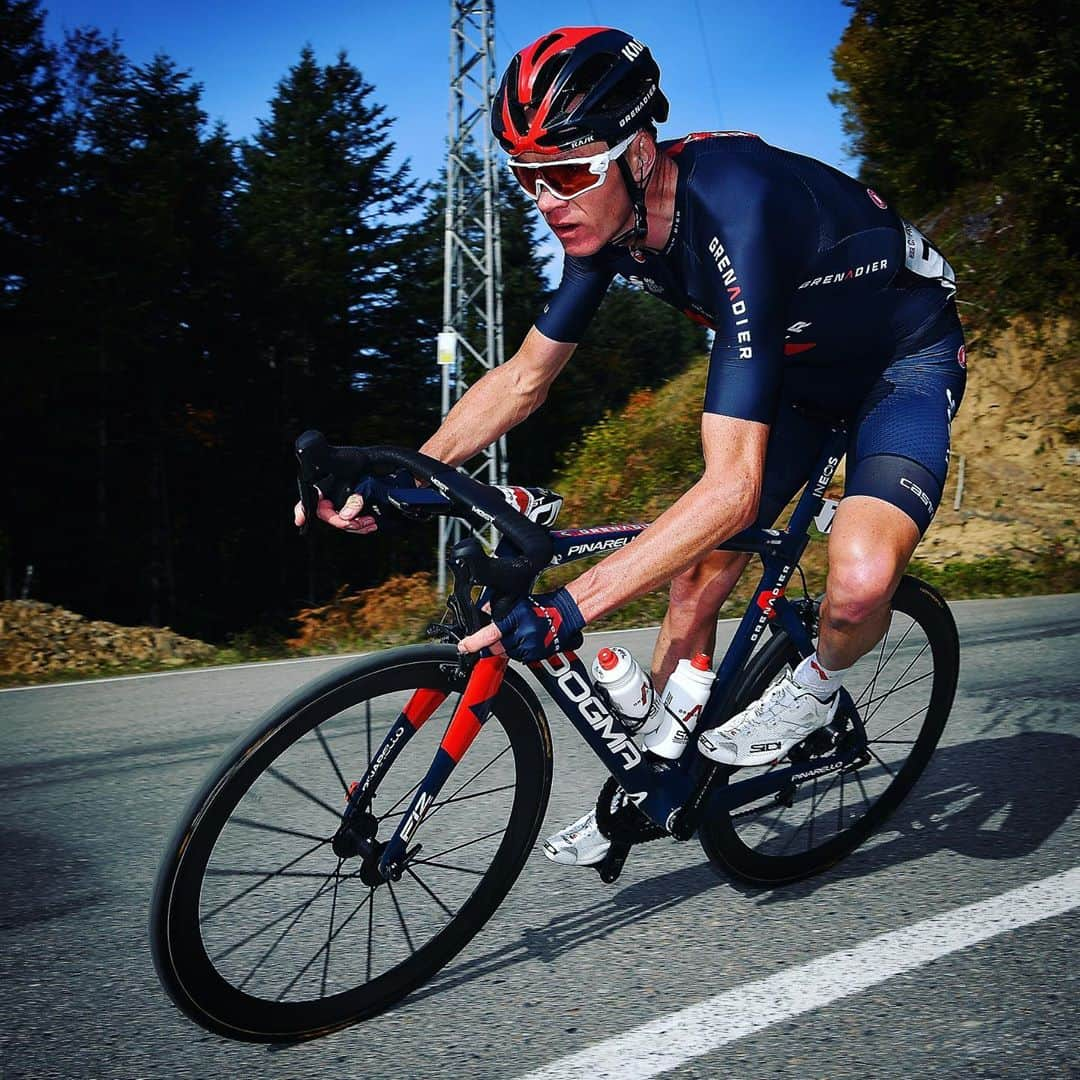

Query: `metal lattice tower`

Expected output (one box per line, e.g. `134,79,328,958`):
437,0,505,592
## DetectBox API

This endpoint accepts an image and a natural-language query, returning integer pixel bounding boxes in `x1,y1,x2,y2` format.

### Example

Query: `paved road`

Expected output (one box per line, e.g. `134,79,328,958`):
1,594,1077,1078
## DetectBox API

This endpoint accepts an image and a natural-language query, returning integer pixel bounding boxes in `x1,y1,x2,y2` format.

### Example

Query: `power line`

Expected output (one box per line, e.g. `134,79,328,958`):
692,0,725,127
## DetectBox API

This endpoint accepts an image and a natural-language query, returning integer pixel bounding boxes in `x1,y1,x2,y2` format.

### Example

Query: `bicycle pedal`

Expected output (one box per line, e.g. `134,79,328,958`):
595,841,631,884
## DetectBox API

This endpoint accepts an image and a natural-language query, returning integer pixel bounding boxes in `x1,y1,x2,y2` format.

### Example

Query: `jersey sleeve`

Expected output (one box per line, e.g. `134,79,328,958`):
700,160,816,424
534,255,614,344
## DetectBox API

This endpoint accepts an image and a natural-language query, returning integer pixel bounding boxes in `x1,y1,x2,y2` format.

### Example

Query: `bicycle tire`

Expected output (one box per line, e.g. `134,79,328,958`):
699,575,958,884
151,644,552,1041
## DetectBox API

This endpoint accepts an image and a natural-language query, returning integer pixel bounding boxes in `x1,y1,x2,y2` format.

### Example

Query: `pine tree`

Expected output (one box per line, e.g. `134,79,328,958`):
0,0,69,598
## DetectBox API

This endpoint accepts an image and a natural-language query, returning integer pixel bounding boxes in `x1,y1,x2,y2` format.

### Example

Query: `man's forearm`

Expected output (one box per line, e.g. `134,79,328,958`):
419,360,545,467
566,476,757,623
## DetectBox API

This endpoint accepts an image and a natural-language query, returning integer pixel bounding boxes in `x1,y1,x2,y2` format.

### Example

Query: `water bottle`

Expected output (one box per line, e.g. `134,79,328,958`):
643,652,715,759
590,646,657,732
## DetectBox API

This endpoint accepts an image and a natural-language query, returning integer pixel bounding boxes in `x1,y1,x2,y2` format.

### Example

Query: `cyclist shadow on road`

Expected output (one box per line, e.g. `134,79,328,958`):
737,729,1079,906
414,731,1076,1003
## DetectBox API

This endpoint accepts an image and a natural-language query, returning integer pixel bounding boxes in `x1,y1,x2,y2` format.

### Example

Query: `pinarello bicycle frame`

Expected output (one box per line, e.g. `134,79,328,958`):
341,422,869,879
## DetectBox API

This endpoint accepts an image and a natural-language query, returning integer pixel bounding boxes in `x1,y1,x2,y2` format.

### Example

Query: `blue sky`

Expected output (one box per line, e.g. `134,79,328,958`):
41,0,857,189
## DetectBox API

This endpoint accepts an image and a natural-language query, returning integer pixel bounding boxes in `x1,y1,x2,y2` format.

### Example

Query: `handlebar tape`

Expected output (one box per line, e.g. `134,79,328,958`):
295,431,554,579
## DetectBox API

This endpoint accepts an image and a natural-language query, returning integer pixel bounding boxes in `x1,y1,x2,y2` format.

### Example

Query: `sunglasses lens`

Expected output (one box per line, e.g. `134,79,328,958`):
510,161,600,199
510,164,541,197
540,162,598,197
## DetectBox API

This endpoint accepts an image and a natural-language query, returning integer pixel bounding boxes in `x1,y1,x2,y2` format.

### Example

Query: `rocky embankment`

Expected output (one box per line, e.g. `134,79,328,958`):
0,600,214,681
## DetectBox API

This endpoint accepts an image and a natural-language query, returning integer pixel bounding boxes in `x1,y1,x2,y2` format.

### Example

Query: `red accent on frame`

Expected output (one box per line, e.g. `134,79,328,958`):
756,587,785,619
784,342,817,356
440,655,508,762
402,688,449,730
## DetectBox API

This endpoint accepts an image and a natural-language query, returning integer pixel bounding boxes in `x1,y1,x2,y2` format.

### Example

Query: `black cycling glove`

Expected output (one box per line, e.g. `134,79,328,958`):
494,587,586,662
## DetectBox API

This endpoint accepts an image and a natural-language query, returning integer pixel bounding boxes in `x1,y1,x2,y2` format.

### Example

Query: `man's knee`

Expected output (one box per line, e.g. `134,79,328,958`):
826,540,905,628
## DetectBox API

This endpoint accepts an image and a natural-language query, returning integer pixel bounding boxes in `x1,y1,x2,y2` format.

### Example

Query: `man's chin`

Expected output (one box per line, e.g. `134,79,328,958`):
556,230,605,258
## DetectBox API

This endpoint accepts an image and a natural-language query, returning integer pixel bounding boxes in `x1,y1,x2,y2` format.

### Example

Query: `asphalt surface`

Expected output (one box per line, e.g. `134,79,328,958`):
0,593,1077,1078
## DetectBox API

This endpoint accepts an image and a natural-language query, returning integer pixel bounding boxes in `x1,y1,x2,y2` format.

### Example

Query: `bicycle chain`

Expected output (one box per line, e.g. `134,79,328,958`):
594,776,669,845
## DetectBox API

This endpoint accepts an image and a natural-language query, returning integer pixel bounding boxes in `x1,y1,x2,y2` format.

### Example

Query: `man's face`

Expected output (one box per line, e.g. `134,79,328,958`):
515,140,635,257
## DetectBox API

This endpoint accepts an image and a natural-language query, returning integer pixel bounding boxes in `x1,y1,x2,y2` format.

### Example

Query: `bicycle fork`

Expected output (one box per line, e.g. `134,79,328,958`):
334,655,509,882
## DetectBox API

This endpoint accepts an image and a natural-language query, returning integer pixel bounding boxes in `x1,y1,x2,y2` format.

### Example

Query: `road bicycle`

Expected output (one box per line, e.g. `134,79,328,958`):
151,420,959,1041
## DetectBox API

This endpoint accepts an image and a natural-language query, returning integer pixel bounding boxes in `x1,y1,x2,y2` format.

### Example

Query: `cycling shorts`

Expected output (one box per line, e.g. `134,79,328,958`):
756,304,967,535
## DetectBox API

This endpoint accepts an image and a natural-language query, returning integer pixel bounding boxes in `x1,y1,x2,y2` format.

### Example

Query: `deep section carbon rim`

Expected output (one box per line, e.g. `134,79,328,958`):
152,649,550,1039
701,577,957,882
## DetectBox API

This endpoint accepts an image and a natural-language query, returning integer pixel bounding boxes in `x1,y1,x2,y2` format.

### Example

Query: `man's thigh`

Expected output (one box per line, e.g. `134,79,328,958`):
844,311,967,535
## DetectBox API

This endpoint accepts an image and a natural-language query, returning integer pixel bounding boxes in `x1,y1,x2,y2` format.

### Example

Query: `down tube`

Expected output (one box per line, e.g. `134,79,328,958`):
529,651,694,831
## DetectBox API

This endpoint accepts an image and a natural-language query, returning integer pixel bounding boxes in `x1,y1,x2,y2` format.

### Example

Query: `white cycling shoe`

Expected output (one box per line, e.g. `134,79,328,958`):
698,669,838,767
542,809,611,867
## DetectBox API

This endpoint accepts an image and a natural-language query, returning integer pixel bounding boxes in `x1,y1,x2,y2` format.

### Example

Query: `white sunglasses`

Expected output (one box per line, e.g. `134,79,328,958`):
508,132,637,201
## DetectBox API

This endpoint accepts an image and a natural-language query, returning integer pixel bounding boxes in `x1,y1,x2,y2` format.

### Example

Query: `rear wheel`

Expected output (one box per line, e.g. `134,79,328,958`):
699,576,958,884
151,645,552,1041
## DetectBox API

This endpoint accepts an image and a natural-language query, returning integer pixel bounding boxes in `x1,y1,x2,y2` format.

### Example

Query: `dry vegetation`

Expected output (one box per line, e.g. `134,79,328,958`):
4,319,1076,682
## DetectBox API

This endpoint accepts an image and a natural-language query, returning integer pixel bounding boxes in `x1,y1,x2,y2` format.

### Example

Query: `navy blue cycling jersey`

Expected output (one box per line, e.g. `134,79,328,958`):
535,132,958,425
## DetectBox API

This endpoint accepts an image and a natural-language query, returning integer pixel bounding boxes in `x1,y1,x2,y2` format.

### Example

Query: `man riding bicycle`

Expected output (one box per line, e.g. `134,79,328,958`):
295,27,965,869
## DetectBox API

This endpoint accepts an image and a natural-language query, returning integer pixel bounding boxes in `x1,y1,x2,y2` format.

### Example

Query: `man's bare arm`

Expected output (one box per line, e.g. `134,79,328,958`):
420,326,576,466
566,414,767,622
295,326,574,531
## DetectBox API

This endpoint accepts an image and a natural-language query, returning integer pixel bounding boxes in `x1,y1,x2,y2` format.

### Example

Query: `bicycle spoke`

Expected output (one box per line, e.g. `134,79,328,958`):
314,725,349,798
233,870,337,991
320,861,343,999
376,777,424,822
209,868,358,964
861,618,893,708
227,816,330,843
366,891,374,983
276,888,375,1001
387,881,416,956
863,653,932,722
428,783,515,813
205,867,341,879
366,700,372,769
864,668,933,711
408,858,485,877
854,770,873,810
421,745,513,827
266,766,342,820
871,705,929,742
867,746,897,778
424,827,505,863
201,839,331,923
405,866,456,918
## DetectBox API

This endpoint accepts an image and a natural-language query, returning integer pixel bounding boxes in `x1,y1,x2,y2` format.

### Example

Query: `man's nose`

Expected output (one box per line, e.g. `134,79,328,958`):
536,185,567,214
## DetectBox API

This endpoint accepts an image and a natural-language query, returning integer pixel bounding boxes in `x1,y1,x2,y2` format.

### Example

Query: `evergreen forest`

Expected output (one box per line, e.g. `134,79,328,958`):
0,0,704,640
2,0,1074,645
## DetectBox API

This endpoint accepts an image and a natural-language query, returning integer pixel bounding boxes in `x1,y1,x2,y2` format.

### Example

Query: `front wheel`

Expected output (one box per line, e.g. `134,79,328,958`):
151,645,552,1041
699,576,959,884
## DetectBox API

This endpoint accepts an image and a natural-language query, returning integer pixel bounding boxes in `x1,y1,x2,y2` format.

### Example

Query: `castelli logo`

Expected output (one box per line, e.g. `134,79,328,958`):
867,188,888,209
957,345,967,369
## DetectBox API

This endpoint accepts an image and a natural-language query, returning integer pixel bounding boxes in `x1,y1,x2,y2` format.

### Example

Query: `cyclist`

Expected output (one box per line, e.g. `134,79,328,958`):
296,27,966,869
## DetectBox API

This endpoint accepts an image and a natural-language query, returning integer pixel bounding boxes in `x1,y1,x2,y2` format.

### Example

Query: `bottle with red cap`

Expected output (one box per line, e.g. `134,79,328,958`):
642,652,716,760
590,645,657,732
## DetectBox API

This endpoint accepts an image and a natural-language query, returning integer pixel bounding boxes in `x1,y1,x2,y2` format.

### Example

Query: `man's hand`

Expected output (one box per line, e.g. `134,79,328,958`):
458,587,586,662
293,491,379,534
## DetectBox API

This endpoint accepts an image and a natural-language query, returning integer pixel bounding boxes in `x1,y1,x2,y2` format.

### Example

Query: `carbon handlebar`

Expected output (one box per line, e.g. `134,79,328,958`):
295,430,554,598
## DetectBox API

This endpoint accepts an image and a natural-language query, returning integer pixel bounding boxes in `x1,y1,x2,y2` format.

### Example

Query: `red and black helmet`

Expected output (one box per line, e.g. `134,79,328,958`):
492,27,669,157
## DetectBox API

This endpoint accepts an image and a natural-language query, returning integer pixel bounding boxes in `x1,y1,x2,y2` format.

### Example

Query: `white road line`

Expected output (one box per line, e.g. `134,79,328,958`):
519,866,1080,1080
